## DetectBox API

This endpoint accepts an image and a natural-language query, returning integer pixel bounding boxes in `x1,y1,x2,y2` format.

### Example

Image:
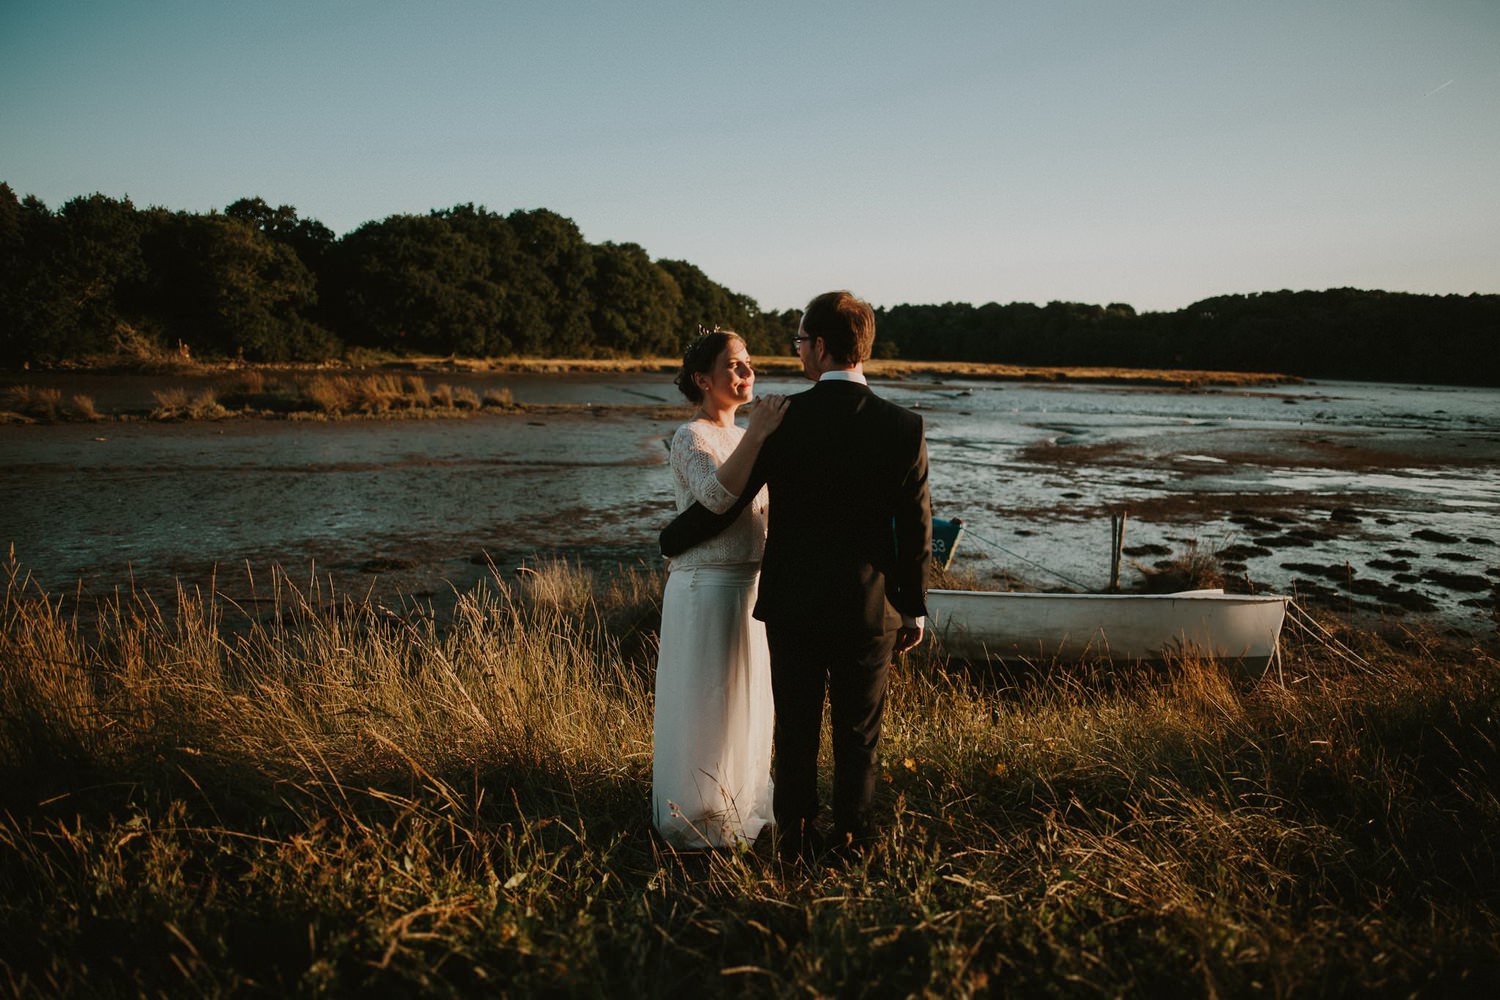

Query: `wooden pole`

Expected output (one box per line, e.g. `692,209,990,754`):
1108,513,1118,591
1108,510,1127,591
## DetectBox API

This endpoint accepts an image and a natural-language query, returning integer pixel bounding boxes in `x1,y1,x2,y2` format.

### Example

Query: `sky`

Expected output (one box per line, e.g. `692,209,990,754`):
3,0,1497,314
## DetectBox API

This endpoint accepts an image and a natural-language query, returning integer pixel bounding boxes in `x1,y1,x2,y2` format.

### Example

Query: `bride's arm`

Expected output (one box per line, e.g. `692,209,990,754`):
662,440,753,558
676,429,739,514
661,397,787,557
712,395,787,499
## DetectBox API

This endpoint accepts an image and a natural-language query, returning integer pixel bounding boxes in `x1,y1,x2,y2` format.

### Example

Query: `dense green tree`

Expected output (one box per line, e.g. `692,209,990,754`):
764,308,803,356
1168,288,1500,382
140,211,333,361
506,208,596,354
15,197,136,361
658,259,741,345
0,192,152,363
0,184,35,363
3,182,1496,382
225,197,335,270
57,195,150,354
653,260,785,356
337,213,503,355
588,242,682,356
432,203,564,356
226,197,344,336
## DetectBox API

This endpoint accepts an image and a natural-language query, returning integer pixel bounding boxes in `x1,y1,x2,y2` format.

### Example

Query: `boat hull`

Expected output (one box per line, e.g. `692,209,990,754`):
926,588,1289,674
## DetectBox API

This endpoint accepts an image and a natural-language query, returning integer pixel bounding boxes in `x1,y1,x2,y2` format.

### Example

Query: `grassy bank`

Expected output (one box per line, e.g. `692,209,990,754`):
2,358,1294,426
384,355,1298,389
12,346,1300,386
2,556,1497,995
1,357,1292,425
1,372,523,424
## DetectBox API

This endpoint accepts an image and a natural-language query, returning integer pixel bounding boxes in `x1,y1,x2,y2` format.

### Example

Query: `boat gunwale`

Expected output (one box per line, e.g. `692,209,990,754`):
927,588,1290,605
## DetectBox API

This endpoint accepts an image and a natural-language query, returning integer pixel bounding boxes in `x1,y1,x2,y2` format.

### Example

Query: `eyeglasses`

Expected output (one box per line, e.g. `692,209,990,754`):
790,335,812,352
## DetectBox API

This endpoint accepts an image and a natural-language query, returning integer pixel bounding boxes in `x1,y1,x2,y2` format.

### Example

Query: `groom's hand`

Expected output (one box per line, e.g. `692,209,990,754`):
660,496,755,557
894,623,924,654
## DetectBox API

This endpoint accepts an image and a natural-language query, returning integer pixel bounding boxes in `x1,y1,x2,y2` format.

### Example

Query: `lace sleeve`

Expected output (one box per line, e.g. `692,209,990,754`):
671,424,739,513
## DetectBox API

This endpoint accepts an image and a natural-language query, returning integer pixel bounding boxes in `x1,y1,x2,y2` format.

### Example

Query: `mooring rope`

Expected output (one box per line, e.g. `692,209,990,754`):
956,524,1093,592
1284,600,1376,674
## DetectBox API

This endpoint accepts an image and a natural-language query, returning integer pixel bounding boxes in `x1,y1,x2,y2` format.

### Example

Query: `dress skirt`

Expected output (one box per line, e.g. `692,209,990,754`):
652,562,775,849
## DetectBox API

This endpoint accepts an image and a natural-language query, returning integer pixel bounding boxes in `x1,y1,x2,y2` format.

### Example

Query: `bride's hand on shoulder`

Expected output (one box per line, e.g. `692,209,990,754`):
747,394,788,437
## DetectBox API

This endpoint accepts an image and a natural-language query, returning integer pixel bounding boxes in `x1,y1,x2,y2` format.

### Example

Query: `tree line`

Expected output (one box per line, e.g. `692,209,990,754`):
0,184,796,366
875,293,1500,386
3,184,1495,384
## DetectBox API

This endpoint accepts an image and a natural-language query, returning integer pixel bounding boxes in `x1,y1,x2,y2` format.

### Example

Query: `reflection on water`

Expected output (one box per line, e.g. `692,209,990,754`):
2,374,1497,632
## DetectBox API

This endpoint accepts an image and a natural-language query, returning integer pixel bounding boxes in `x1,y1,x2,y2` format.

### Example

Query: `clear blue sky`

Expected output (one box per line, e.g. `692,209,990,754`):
3,0,1497,313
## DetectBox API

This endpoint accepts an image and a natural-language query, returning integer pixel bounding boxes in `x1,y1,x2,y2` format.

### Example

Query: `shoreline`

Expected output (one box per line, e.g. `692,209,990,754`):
3,356,1297,425
5,375,1493,635
6,353,1298,387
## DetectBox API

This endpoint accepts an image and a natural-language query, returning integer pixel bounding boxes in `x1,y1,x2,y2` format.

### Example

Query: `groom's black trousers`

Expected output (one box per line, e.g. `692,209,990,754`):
765,621,896,845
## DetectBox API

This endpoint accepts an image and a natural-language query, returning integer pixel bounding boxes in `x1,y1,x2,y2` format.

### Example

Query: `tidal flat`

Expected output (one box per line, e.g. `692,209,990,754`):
1,371,1496,636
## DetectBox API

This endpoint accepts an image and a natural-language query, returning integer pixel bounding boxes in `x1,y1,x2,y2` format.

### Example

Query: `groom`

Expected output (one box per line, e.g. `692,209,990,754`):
660,290,932,859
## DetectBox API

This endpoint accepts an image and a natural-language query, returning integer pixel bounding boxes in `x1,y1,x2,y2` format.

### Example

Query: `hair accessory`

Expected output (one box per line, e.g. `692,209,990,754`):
683,325,722,359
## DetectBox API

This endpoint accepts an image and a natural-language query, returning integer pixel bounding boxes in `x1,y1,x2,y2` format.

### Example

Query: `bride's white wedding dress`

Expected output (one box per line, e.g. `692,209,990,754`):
652,419,775,849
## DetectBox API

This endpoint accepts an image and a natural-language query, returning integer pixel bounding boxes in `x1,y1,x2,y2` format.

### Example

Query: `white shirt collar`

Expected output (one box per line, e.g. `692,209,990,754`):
818,370,867,385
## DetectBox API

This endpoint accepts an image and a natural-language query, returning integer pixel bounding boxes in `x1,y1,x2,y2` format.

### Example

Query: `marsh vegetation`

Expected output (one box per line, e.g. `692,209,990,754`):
2,555,1497,995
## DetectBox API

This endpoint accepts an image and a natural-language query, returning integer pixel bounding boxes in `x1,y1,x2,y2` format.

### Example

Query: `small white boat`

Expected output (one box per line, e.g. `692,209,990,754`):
926,588,1290,673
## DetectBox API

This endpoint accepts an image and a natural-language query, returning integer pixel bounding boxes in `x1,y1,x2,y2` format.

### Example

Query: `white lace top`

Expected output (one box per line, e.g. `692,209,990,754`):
666,419,769,570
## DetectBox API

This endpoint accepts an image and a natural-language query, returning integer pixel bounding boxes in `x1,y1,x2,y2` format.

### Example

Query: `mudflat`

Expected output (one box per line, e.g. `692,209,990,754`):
1,373,1496,634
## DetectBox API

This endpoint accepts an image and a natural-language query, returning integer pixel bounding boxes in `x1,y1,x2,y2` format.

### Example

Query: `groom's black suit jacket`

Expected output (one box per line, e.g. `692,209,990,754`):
661,378,932,637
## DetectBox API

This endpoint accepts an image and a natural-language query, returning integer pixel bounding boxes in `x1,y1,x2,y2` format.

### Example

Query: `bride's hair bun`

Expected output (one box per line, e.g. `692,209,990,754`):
675,328,739,403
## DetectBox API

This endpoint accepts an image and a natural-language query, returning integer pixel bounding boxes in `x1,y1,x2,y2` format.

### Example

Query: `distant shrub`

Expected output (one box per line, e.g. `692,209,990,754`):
149,387,224,420
300,374,429,415
187,390,225,420
302,376,350,414
1136,539,1225,593
236,370,267,397
150,387,191,419
70,394,100,420
403,376,431,406
355,375,403,413
4,386,62,420
221,370,291,410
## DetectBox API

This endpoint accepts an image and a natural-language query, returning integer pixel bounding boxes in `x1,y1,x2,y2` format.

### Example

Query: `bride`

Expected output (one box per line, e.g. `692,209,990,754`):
653,330,787,849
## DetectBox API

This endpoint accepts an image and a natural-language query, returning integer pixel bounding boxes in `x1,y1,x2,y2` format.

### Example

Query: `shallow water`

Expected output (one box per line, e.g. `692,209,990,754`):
2,374,1497,633
903,378,1500,630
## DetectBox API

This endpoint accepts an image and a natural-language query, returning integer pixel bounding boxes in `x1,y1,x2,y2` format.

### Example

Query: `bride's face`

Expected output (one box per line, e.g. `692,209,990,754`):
698,338,755,409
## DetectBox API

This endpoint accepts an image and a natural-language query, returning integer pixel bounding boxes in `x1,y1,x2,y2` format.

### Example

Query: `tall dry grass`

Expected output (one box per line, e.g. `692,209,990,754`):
3,386,62,420
3,373,518,423
296,375,496,416
150,387,225,420
1,551,1497,995
235,369,267,397
403,374,431,403
483,386,516,409
67,394,99,420
301,374,404,414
